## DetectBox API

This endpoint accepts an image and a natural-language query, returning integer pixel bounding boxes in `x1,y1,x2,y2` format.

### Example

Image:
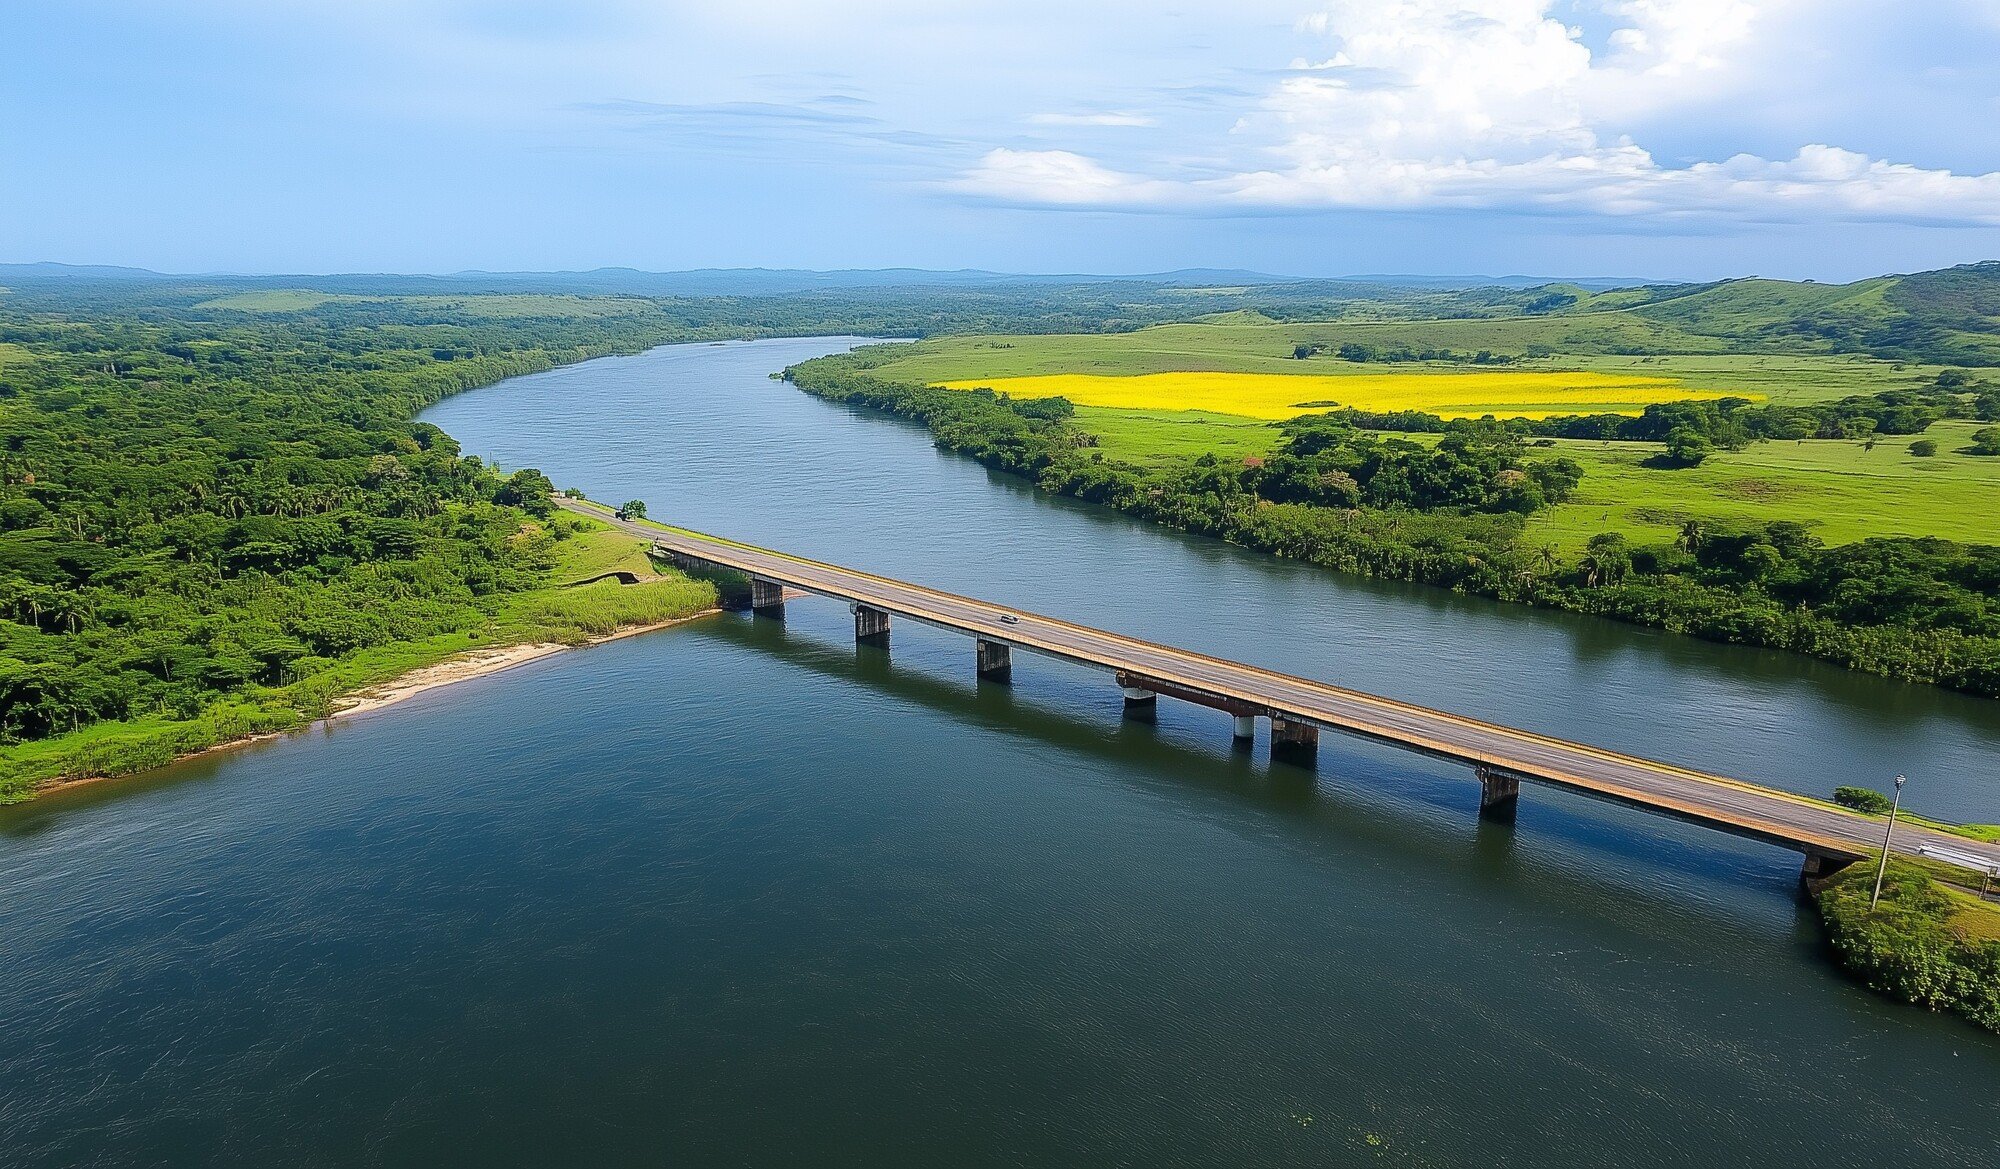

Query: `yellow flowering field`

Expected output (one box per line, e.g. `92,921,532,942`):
936,370,1749,421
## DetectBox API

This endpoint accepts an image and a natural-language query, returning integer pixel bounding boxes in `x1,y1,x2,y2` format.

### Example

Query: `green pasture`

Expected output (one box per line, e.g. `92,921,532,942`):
1078,406,1279,469
196,291,659,318
859,325,1942,406
1522,421,2000,551
861,314,1988,553
1073,403,1998,551
196,290,345,312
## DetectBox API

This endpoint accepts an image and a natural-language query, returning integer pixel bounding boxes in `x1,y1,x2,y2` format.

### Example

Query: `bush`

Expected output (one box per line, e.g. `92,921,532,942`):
1909,439,1939,457
1817,859,2000,1033
1664,426,1714,466
1833,785,1894,814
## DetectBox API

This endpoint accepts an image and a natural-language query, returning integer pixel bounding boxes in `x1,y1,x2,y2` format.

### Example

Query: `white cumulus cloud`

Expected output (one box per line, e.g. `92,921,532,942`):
952,148,1176,205
954,0,2000,225
1027,111,1158,127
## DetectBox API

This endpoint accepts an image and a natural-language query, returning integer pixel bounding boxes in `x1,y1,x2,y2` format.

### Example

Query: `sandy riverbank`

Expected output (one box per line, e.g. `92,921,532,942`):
329,609,718,722
19,609,721,803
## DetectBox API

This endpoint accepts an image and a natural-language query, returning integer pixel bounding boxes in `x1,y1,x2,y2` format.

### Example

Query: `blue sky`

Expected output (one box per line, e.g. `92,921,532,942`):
5,1,2000,280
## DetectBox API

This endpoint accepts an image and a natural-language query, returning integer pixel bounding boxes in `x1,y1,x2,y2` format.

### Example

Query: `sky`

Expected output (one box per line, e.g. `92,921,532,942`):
5,0,2000,281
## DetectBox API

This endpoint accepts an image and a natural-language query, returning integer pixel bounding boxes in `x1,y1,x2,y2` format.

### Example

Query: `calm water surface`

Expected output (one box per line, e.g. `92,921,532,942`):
5,338,1998,1166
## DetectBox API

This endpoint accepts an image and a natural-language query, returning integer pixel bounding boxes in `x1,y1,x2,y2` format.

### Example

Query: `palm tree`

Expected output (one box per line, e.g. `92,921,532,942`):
1677,520,1707,555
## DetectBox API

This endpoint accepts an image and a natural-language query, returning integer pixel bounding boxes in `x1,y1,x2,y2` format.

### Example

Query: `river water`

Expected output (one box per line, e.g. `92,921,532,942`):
5,338,1998,1166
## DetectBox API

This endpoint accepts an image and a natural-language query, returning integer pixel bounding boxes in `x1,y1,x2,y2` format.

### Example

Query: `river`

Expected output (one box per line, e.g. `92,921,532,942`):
4,337,1997,1166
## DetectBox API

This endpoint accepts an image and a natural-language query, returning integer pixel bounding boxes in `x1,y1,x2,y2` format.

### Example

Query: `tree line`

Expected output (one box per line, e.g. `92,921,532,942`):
0,297,722,771
784,353,2000,696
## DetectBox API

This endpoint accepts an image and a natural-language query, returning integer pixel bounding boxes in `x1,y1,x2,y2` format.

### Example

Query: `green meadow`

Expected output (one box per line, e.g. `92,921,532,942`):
1520,421,2000,550
196,290,662,318
864,319,1948,401
1077,406,2000,550
858,313,1995,555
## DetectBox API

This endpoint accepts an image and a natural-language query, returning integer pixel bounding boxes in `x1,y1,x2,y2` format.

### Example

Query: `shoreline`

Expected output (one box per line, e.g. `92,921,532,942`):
22,608,722,803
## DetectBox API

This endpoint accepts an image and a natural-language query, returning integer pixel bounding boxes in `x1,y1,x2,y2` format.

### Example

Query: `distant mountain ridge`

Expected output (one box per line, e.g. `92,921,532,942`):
0,262,1663,296
3,259,1995,364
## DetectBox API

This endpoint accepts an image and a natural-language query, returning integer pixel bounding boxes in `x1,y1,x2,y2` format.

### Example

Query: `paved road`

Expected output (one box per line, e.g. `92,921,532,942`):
569,499,2000,874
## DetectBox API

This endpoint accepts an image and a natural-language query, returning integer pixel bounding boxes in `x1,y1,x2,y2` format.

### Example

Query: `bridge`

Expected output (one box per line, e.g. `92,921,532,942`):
568,499,2000,887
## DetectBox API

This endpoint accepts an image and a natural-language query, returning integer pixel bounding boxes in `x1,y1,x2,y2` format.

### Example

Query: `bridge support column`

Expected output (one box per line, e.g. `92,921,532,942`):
1232,714,1257,741
852,603,891,644
1800,850,1855,893
1476,765,1520,822
749,576,785,617
1270,717,1319,764
975,639,1012,683
1119,684,1157,724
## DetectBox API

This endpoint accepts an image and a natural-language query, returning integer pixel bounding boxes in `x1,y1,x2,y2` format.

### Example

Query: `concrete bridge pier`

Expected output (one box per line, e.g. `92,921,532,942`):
1800,849,1856,893
1270,717,1319,764
1119,684,1158,724
749,576,786,617
1232,714,1257,741
851,603,891,644
1476,765,1520,822
976,638,1012,683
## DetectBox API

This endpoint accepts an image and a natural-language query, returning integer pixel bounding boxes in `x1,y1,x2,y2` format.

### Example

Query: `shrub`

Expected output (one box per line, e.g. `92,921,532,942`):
1833,785,1894,814
1664,426,1713,466
1909,439,1938,457
1817,859,2000,1033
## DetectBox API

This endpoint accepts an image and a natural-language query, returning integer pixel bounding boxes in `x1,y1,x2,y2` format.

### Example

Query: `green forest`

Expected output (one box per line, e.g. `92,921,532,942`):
1,273,1332,798
6,262,2000,802
0,289,734,798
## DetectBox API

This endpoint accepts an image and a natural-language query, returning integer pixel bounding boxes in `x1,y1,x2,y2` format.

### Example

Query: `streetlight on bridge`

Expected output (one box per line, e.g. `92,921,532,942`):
1869,774,1908,911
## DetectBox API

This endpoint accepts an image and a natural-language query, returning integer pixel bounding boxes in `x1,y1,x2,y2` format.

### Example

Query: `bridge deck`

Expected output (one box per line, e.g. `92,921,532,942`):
571,501,1999,871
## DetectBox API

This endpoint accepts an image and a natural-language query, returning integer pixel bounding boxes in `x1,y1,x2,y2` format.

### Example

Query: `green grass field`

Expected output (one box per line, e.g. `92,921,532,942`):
544,516,666,583
862,322,1946,402
1521,421,2000,550
884,317,1994,553
1079,407,1281,468
0,341,34,365
1079,405,1999,551
196,291,660,318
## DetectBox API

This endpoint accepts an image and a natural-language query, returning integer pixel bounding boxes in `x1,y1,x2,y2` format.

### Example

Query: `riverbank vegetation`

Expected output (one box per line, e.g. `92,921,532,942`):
12,269,1396,800
0,290,732,800
781,263,2000,695
783,353,2000,696
1817,859,2000,1034
8,259,2000,797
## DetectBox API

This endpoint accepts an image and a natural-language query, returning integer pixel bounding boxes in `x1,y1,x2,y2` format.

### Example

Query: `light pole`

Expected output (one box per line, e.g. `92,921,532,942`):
1869,774,1908,911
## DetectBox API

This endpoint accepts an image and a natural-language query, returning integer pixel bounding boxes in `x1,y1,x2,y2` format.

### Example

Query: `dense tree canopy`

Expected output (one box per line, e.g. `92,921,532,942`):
0,296,716,752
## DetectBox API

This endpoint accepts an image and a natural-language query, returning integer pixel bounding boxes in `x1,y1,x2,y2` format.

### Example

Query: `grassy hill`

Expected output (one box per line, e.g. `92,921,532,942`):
1613,263,2000,365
